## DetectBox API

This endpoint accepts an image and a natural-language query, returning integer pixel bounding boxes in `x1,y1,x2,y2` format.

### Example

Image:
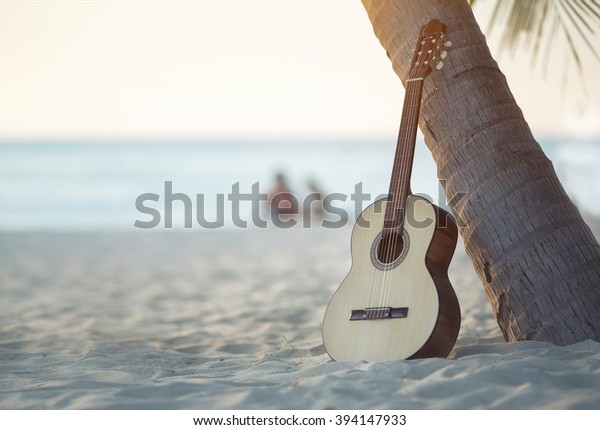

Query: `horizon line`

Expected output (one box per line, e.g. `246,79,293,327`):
1,134,598,144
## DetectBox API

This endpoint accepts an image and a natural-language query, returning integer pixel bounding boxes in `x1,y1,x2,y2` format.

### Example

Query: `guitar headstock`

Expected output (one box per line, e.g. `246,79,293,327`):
409,19,451,80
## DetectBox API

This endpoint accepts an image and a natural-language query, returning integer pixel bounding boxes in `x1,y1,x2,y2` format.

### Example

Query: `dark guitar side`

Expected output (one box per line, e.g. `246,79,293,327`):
408,201,461,359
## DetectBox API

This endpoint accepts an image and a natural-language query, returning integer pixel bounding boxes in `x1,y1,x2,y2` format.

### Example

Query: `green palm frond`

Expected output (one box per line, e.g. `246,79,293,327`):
471,0,600,78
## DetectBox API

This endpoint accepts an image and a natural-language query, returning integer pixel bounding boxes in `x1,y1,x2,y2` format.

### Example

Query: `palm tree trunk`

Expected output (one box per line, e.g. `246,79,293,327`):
361,0,600,344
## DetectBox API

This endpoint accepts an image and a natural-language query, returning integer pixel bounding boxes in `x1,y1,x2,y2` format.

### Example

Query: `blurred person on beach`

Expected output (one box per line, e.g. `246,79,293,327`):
267,171,299,219
305,178,325,219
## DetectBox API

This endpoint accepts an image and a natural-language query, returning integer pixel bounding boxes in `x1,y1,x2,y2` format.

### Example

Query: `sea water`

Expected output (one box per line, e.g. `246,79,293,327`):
0,138,598,230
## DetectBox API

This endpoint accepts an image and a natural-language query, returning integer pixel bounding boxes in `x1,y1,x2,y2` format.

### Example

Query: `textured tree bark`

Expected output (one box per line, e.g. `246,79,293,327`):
361,0,600,344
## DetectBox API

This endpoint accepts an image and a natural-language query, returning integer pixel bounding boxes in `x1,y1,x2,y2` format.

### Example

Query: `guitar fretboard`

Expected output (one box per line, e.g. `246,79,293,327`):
383,78,425,231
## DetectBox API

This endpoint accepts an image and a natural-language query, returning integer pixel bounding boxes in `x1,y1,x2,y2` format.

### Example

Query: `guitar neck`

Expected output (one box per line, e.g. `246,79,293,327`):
384,78,425,230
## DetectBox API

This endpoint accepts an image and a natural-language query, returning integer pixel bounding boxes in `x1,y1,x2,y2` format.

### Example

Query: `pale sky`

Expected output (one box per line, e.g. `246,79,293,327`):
0,0,599,140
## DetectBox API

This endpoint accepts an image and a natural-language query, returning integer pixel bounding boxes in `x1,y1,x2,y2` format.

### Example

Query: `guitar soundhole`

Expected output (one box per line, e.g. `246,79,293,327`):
376,231,404,264
370,229,410,271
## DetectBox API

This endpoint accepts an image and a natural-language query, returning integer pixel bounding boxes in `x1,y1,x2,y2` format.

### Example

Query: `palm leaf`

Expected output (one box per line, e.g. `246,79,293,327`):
471,0,600,80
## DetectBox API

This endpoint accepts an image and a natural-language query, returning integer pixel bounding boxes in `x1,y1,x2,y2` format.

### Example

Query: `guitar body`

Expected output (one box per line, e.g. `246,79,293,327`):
322,195,461,361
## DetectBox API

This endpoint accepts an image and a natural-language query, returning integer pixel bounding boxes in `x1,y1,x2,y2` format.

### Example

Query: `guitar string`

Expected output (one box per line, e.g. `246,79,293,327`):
375,83,408,313
366,68,420,320
397,79,423,316
370,77,408,313
370,34,435,320
381,78,421,315
379,84,407,314
370,74,412,315
375,77,418,315
380,60,427,318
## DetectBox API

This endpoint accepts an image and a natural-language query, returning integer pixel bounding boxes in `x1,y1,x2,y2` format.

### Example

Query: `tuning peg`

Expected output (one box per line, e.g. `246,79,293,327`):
444,40,452,47
435,61,444,70
440,50,448,59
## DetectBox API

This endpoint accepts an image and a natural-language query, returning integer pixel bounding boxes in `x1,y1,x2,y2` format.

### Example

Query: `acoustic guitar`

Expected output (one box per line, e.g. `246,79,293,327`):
322,19,460,362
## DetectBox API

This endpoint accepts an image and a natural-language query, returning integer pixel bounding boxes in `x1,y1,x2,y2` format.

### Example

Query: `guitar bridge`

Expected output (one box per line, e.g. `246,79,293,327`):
350,307,409,321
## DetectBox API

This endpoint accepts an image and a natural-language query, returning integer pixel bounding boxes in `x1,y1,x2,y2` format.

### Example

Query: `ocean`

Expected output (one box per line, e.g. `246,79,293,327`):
0,137,598,230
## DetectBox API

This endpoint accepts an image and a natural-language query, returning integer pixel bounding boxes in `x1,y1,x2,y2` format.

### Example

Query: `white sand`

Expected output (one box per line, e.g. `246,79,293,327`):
1,220,600,409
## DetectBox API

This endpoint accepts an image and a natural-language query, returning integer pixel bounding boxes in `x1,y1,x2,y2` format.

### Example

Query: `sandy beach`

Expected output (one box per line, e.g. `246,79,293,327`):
1,218,600,410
